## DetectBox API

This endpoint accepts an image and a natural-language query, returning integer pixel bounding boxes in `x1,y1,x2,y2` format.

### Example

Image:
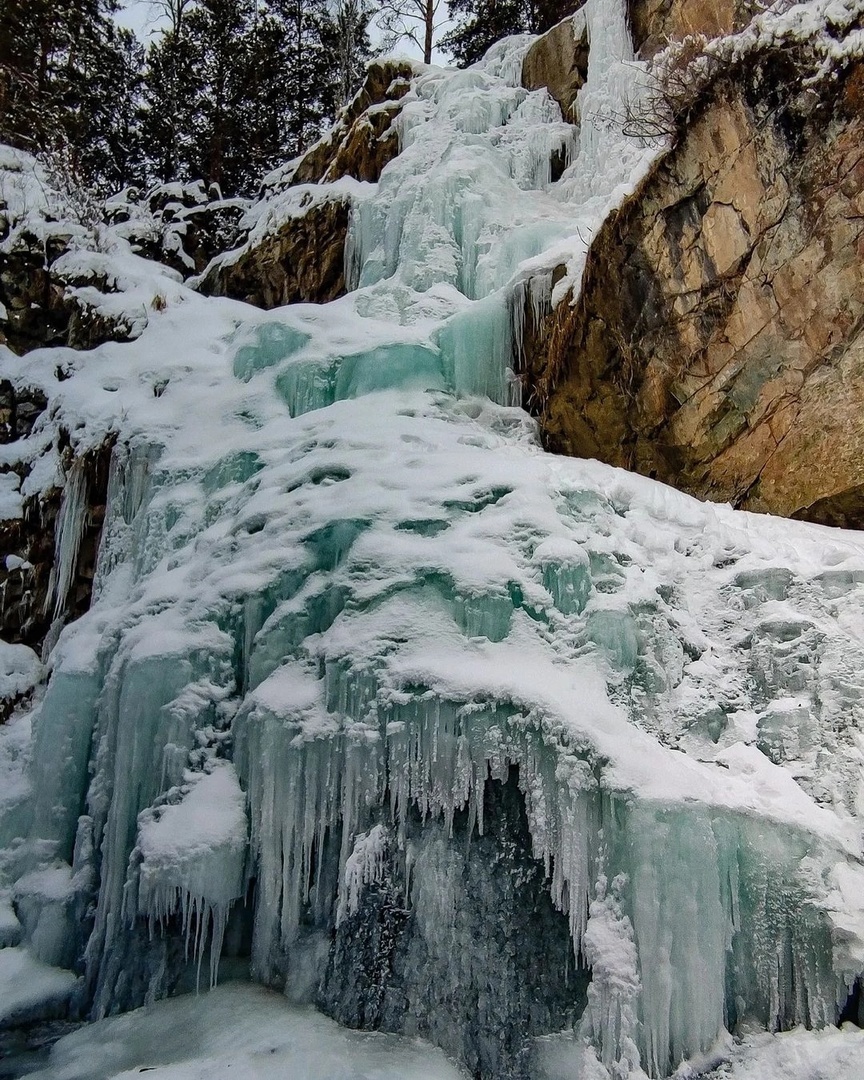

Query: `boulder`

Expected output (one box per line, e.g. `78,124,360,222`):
197,194,352,308
522,10,589,120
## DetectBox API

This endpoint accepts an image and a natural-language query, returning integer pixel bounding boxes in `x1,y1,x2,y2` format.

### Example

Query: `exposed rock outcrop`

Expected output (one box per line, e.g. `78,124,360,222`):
0,438,114,652
523,52,864,525
0,438,113,652
0,227,83,355
0,194,208,356
522,10,589,119
627,0,762,58
197,193,352,308
197,60,415,310
321,772,583,1080
282,59,415,189
108,181,248,279
520,0,759,118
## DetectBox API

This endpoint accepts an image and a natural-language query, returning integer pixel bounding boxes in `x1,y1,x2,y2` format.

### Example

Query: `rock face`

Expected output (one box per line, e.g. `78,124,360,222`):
521,0,758,117
321,772,583,1080
524,56,864,525
198,60,414,310
627,0,760,58
522,10,589,119
109,181,248,279
0,229,82,355
0,437,113,651
198,195,352,308
285,60,414,188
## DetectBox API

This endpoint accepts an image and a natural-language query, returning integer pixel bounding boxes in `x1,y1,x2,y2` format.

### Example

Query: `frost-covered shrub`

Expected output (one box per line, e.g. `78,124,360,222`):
621,0,864,141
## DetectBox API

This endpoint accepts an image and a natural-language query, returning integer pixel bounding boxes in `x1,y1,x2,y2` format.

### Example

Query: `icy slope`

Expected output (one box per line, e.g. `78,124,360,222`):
1,1,864,1078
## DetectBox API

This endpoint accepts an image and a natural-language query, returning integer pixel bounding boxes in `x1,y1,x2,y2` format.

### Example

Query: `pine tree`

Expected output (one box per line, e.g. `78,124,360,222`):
442,0,574,67
267,0,336,158
141,0,202,185
325,0,374,109
0,0,146,190
67,24,146,190
0,0,376,199
186,0,257,190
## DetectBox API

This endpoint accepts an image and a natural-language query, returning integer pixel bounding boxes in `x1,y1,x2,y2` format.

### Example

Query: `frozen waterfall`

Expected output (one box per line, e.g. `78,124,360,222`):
2,2,864,1078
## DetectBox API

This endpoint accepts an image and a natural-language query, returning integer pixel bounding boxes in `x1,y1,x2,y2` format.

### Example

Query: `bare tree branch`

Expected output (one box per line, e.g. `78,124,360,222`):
374,0,447,63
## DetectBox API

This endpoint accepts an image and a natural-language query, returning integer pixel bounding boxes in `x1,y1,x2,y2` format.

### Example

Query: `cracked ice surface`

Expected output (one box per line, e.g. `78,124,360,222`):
1,1,864,1077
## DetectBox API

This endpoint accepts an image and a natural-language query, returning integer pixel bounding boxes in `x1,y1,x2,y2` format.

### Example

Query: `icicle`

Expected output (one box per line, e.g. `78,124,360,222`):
233,656,851,1078
133,765,247,992
45,460,89,621
337,824,391,924
580,873,642,1078
92,441,161,597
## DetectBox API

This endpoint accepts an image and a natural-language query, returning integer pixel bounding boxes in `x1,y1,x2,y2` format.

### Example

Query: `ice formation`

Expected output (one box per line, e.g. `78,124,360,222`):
2,1,864,1078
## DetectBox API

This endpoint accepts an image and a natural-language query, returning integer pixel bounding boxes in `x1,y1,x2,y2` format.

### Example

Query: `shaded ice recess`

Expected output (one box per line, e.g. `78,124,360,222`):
2,3,864,1079
233,653,845,1078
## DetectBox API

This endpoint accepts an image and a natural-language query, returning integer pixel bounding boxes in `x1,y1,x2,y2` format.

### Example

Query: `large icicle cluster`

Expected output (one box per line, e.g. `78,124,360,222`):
1,2,864,1078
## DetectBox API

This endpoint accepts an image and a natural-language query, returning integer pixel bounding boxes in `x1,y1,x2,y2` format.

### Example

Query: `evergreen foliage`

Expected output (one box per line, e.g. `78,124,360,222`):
442,0,575,66
0,0,372,197
143,0,371,194
0,0,582,194
0,0,145,191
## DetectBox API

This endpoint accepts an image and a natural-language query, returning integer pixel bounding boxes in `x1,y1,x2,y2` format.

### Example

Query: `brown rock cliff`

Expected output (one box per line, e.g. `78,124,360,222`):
522,11,589,119
523,54,864,526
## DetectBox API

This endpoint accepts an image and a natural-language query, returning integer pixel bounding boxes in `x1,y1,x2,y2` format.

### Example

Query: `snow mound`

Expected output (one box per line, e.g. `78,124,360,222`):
26,982,467,1080
0,946,77,1026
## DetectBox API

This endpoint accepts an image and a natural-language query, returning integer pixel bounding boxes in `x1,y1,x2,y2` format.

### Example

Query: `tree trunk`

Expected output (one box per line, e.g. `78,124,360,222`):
424,0,433,63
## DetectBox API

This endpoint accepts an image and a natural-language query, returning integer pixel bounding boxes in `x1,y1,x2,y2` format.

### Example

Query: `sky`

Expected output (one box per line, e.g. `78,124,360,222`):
114,0,161,39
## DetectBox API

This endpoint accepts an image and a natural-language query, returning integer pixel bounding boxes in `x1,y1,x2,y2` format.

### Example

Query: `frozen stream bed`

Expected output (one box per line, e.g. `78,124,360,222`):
12,982,864,1080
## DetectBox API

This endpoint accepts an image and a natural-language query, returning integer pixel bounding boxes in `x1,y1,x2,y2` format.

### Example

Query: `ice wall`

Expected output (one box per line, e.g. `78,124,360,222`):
1,2,864,1078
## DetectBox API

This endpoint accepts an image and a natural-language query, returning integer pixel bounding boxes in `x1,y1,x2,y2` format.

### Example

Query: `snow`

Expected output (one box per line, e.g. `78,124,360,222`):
534,1025,864,1080
653,0,864,99
0,471,23,521
0,640,41,702
337,823,391,923
1,3,864,1078
0,704,34,852
580,874,642,1077
25,982,468,1080
699,1024,864,1080
0,946,77,1025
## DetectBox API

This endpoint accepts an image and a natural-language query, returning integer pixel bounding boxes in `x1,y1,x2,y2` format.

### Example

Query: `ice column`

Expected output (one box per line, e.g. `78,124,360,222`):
45,460,89,621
